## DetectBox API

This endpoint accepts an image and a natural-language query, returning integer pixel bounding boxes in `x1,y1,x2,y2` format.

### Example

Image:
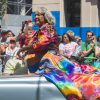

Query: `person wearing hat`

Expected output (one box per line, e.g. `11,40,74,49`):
3,37,27,75
5,37,19,60
5,37,19,61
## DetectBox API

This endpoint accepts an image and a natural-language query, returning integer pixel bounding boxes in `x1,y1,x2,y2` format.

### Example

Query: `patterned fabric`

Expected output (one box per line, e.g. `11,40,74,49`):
81,42,95,64
24,30,37,46
30,52,100,100
32,23,58,52
25,23,58,67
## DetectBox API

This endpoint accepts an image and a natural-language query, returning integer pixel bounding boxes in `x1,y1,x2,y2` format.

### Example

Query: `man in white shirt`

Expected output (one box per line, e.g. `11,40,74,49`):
5,37,20,61
4,37,27,75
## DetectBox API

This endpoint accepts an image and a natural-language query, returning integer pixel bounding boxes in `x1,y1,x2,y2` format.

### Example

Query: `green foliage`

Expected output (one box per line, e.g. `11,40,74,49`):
0,0,7,18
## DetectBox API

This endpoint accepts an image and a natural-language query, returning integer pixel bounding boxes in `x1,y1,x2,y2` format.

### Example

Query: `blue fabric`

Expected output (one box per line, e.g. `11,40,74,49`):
28,61,45,73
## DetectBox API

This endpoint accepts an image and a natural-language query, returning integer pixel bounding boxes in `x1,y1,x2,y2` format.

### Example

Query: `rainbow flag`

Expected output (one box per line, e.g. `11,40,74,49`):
31,52,100,100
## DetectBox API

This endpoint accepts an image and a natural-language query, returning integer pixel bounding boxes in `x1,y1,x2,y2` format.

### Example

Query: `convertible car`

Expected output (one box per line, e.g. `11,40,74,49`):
0,75,66,100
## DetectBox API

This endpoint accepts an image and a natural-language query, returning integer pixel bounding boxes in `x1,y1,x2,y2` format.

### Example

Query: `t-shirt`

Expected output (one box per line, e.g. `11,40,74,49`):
6,47,20,61
4,58,27,75
72,45,82,57
59,42,78,57
82,42,95,64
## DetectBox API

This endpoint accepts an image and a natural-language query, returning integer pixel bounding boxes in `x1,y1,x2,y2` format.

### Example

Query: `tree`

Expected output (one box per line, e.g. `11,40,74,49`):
0,0,7,18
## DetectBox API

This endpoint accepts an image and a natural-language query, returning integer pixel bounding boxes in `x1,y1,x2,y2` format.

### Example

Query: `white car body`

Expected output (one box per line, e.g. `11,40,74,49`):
0,75,66,100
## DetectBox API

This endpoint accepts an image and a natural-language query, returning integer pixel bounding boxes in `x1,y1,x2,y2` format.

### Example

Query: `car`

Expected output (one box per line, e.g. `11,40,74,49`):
0,75,66,100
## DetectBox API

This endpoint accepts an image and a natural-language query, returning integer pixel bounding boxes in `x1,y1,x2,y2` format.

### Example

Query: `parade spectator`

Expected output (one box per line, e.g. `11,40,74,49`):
3,37,27,75
0,43,7,55
6,30,15,37
5,37,20,61
75,36,82,45
59,32,77,59
66,30,75,41
6,31,15,43
80,31,97,65
97,36,100,43
0,30,8,43
0,25,2,34
17,21,36,48
95,36,100,58
72,36,82,61
24,21,36,46
0,43,7,73
92,36,100,68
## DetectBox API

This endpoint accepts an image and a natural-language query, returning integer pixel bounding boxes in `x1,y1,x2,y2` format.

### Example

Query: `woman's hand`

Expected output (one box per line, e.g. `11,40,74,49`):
16,52,23,60
90,43,95,48
81,50,87,57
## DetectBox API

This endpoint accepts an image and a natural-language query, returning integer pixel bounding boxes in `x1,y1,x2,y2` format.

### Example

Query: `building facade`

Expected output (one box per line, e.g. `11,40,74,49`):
1,0,100,35
32,0,100,27
81,0,99,27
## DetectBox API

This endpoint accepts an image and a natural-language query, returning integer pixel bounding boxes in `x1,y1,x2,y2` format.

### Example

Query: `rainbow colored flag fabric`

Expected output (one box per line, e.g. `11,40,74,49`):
31,52,100,100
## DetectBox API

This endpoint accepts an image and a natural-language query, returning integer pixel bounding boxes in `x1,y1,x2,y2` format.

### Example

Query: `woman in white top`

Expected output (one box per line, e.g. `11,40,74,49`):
59,32,78,59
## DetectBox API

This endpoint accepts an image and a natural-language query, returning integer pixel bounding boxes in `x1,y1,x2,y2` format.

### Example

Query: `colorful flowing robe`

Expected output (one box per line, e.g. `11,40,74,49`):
24,23,58,71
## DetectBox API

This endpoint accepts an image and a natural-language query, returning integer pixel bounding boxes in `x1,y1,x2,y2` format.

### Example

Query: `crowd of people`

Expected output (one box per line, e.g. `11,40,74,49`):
0,7,100,100
59,31,100,65
0,21,100,75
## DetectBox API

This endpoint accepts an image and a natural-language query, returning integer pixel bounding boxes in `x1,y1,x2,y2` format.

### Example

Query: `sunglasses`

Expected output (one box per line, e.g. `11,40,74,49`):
87,35,93,37
63,36,68,38
78,39,81,41
35,13,44,16
10,40,16,43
